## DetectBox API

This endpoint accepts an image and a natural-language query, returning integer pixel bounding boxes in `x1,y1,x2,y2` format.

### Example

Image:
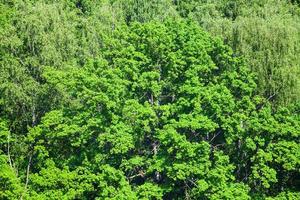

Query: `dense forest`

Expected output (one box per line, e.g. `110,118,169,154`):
0,0,299,199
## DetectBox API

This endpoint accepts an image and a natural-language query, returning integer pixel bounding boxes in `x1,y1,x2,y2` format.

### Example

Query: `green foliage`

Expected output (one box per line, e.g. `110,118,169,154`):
267,191,300,200
0,154,22,199
0,1,299,199
0,120,22,199
118,0,178,23
179,0,300,105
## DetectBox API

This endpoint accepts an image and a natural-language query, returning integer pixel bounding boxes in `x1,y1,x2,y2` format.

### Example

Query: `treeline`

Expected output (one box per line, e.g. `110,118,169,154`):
0,0,299,199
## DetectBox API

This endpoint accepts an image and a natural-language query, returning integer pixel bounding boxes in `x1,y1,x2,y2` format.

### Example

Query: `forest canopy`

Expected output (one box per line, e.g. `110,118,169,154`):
0,0,299,199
